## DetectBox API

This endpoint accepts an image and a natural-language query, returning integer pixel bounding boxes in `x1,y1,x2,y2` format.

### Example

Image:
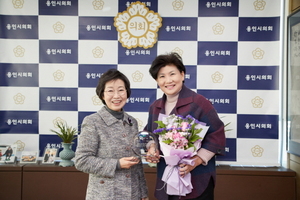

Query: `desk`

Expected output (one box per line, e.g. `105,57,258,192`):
0,163,297,200
0,163,23,200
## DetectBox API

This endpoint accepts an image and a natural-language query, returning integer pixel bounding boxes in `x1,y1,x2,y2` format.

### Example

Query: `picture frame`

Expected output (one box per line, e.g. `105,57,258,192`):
20,151,38,164
42,148,58,164
0,144,17,164
287,9,300,156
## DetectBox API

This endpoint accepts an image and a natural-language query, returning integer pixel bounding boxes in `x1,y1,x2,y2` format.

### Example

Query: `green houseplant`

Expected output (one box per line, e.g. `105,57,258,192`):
50,121,79,167
50,121,78,143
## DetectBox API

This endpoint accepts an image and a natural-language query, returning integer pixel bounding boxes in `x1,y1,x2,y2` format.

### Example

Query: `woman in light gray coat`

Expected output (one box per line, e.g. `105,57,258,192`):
75,69,148,200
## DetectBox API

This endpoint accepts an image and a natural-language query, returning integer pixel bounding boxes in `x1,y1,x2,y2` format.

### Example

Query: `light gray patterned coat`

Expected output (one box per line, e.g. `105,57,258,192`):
74,107,148,200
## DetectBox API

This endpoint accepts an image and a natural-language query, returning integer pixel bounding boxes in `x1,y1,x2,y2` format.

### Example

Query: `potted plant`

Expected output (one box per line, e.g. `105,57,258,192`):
50,121,79,167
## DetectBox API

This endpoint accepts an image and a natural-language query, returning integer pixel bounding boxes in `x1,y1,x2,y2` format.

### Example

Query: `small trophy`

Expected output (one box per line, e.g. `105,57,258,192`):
133,131,157,159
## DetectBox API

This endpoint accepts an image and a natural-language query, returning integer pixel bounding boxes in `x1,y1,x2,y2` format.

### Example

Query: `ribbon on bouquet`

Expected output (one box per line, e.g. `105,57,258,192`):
161,147,196,196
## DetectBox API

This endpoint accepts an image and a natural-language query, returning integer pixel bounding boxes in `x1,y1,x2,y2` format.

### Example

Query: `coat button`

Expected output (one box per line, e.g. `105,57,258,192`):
125,146,130,150
122,134,127,137
126,174,130,178
100,180,104,184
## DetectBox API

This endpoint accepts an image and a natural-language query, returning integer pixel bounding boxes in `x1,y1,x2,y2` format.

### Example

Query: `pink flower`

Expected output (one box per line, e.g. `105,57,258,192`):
181,122,189,131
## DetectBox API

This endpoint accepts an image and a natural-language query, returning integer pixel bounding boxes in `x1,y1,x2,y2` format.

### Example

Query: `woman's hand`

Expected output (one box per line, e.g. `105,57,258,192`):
145,145,160,163
179,155,203,177
119,156,140,169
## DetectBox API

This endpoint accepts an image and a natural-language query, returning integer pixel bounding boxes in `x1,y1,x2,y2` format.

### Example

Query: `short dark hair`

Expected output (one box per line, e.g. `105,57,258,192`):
96,69,131,105
149,52,186,80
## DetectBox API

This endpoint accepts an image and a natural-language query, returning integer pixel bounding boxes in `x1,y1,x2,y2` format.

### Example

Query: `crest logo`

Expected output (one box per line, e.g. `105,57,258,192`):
136,118,143,131
53,21,65,33
132,70,143,82
172,0,184,11
14,93,25,104
251,96,264,108
213,23,225,35
92,95,102,106
14,45,25,57
172,47,183,57
92,0,104,10
53,70,65,81
114,1,162,49
251,145,264,157
252,48,264,60
211,71,224,83
52,117,65,128
12,0,24,9
15,140,25,151
92,46,104,58
253,0,266,11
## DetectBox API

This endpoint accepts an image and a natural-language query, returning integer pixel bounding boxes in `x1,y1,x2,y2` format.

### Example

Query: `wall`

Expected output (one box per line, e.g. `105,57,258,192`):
288,0,300,199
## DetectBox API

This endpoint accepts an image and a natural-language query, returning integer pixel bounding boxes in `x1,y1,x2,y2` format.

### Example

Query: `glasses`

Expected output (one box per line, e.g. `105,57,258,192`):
104,89,126,97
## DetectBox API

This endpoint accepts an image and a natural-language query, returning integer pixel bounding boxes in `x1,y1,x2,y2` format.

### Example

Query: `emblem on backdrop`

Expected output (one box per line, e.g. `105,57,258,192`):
251,96,264,108
114,1,162,49
92,95,102,106
15,140,25,151
253,0,266,11
251,145,264,157
53,70,65,81
172,47,183,57
172,0,184,11
136,118,143,131
211,71,224,83
252,48,264,60
13,93,25,104
92,0,104,10
213,23,225,35
132,70,143,82
93,46,104,58
13,45,25,57
12,0,24,9
52,117,65,128
53,21,65,33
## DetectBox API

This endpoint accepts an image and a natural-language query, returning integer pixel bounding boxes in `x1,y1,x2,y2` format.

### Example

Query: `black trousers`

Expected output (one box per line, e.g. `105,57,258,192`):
169,177,214,200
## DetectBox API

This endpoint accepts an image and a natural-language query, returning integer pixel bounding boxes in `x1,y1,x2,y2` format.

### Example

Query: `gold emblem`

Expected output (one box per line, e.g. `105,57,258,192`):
212,23,225,35
253,0,266,11
251,145,264,157
172,0,184,11
211,71,224,83
13,45,25,57
53,21,65,33
251,96,264,108
132,70,143,82
172,47,183,57
92,46,104,58
12,0,24,9
53,117,65,128
92,0,104,10
252,48,264,60
92,95,102,106
13,93,25,104
14,140,25,151
114,1,162,49
136,118,143,131
53,70,65,81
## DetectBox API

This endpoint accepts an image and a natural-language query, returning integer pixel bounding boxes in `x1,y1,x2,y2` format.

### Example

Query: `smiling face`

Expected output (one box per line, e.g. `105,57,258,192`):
103,79,127,112
156,64,185,96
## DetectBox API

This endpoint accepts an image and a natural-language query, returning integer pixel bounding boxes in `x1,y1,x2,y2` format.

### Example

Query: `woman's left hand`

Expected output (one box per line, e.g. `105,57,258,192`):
179,155,203,177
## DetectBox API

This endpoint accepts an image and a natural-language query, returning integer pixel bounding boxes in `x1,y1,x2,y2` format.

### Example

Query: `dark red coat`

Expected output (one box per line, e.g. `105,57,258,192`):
145,84,226,200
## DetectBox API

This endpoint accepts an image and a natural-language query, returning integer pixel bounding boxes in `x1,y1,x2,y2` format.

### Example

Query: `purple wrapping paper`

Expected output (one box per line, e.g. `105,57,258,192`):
161,147,195,196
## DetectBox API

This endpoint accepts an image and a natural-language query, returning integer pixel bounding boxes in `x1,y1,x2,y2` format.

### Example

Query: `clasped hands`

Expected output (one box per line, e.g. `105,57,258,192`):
145,145,203,177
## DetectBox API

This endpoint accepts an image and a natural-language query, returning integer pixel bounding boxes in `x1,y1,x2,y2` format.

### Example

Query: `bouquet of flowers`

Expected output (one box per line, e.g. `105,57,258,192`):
154,113,209,196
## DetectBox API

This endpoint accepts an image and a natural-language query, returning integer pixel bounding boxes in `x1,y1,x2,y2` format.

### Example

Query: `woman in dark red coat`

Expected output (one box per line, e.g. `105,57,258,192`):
145,52,226,200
